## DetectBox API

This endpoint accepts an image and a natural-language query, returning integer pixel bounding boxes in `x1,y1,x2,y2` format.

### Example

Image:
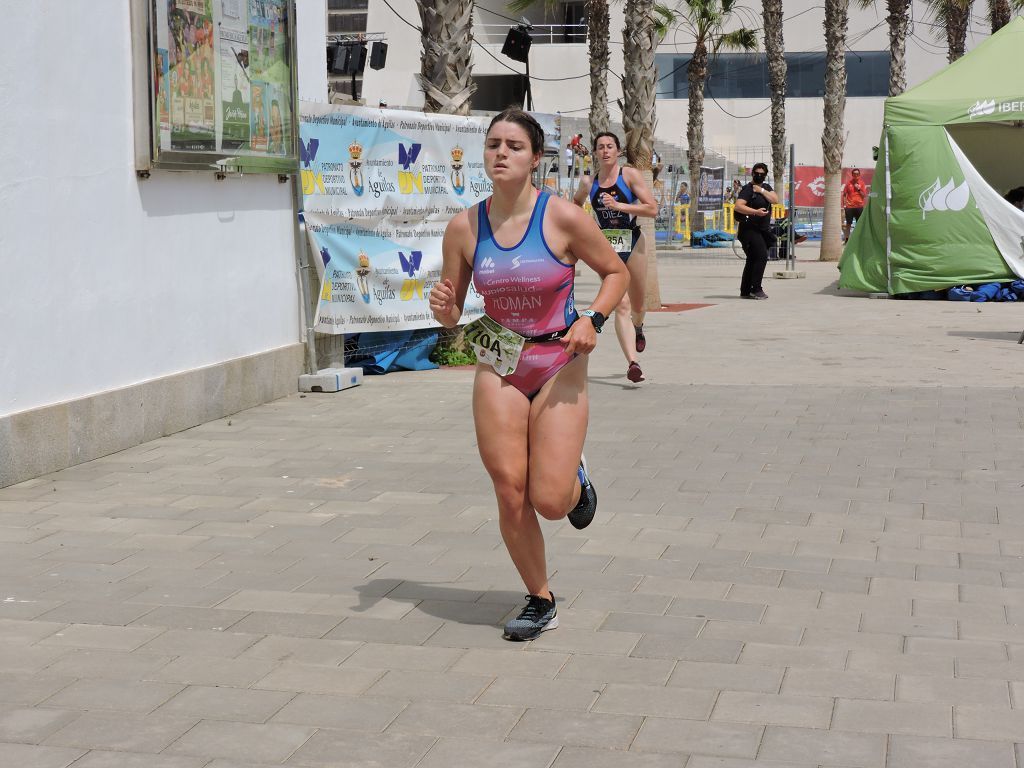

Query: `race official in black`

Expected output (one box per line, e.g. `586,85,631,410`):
734,162,779,300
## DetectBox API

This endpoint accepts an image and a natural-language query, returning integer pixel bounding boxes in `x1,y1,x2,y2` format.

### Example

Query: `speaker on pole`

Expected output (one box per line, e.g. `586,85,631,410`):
345,43,367,75
369,41,388,70
501,26,532,63
328,44,347,74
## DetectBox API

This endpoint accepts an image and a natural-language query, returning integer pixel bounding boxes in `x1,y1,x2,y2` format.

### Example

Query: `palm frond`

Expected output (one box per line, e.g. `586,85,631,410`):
715,27,758,51
653,3,680,38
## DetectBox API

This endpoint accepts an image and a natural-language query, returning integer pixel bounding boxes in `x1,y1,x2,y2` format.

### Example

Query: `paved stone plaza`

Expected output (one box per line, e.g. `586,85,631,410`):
3,248,1024,767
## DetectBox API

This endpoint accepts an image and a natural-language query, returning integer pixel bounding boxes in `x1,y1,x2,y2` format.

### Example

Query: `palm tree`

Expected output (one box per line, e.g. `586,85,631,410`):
886,0,911,94
820,0,848,262
622,0,660,169
585,1,613,139
945,0,972,61
987,0,1012,31
762,0,786,192
856,0,910,96
415,1,476,114
925,0,974,62
621,0,664,308
671,0,757,230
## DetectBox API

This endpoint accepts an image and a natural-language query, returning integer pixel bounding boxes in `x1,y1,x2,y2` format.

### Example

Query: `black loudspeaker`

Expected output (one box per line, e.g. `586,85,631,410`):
346,43,367,75
329,43,367,75
328,44,346,74
369,41,388,70
501,27,532,63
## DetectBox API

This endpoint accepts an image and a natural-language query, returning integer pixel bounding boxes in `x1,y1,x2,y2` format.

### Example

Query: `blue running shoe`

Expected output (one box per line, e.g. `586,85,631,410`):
567,455,597,530
503,593,558,641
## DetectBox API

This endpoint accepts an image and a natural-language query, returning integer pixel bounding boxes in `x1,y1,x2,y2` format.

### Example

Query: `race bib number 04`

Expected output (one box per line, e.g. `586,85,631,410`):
602,228,631,252
463,315,526,377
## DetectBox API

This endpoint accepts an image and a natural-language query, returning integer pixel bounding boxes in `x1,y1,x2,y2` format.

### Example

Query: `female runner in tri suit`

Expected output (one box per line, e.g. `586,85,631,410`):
573,132,658,383
429,109,628,641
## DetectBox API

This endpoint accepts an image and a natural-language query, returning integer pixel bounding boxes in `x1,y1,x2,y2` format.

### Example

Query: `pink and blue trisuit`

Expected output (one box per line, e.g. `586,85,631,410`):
472,189,579,400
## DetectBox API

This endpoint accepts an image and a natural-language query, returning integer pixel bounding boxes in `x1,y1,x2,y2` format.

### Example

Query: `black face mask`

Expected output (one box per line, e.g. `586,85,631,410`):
752,172,767,183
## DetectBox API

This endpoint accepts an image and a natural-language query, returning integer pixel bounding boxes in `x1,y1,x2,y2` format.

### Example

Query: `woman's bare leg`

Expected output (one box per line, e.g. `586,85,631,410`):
473,366,550,599
526,355,589,520
614,292,637,363
628,235,649,329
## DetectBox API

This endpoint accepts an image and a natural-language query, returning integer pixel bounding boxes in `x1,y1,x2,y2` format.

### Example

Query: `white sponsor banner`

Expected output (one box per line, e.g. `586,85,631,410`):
299,101,488,333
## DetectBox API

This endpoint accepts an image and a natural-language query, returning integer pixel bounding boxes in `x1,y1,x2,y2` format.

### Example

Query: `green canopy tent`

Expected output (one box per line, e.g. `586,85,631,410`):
839,17,1024,295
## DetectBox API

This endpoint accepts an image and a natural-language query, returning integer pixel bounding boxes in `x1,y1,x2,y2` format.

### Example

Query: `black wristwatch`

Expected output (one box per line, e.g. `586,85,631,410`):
581,309,606,333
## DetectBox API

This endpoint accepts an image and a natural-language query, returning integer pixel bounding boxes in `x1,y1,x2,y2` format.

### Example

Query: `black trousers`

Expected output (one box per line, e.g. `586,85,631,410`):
738,223,776,295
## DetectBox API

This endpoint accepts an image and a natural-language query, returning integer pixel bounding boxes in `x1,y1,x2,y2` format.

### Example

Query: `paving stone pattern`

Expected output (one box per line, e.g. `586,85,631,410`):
2,255,1024,766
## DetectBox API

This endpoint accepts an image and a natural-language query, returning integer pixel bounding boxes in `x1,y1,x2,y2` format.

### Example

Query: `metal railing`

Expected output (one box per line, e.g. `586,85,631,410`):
475,23,587,45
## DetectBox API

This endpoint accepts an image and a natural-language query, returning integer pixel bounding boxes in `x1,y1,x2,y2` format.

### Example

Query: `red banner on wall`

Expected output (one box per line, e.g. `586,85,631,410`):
792,166,873,208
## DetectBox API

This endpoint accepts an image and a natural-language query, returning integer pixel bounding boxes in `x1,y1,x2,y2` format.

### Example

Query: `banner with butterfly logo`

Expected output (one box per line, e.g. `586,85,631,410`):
298,101,488,333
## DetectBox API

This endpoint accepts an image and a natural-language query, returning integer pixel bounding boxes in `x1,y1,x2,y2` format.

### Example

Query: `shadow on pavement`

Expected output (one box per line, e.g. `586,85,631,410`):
588,375,640,390
353,579,522,625
947,330,1021,342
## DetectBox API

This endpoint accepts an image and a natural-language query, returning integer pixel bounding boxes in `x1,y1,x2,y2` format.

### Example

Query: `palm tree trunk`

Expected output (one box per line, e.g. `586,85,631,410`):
622,0,661,310
887,0,910,95
988,0,1011,32
416,0,476,361
686,42,708,235
820,0,848,262
622,0,658,169
587,0,611,139
415,1,476,115
763,0,787,192
945,0,970,62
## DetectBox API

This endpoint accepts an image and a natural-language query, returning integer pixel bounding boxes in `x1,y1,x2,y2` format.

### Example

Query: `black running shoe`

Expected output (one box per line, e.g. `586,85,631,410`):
503,593,558,641
567,455,598,530
627,361,644,382
634,324,646,353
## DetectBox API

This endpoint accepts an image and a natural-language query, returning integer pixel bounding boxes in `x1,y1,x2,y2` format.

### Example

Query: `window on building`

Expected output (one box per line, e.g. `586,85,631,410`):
328,0,368,9
656,51,891,99
328,13,368,33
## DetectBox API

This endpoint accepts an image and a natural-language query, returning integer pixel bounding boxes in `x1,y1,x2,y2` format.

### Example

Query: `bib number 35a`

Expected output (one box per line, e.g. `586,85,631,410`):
602,228,631,252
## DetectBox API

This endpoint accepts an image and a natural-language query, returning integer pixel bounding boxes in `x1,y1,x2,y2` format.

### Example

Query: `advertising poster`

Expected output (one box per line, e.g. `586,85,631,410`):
697,166,726,212
167,0,217,151
299,102,489,333
219,0,250,150
248,0,291,154
793,166,874,207
147,0,295,165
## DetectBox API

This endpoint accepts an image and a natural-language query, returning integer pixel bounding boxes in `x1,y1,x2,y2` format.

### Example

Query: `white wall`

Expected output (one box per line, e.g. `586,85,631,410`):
363,0,993,167
0,3,314,418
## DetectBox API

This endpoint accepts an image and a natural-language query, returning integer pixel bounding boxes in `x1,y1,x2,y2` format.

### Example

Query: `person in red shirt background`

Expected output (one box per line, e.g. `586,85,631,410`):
842,168,867,243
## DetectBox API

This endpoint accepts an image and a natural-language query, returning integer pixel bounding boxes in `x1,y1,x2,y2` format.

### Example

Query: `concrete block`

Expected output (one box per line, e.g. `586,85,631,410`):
298,367,362,393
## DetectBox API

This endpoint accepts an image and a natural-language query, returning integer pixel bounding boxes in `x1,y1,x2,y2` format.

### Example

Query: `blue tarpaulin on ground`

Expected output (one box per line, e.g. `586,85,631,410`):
346,329,439,375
